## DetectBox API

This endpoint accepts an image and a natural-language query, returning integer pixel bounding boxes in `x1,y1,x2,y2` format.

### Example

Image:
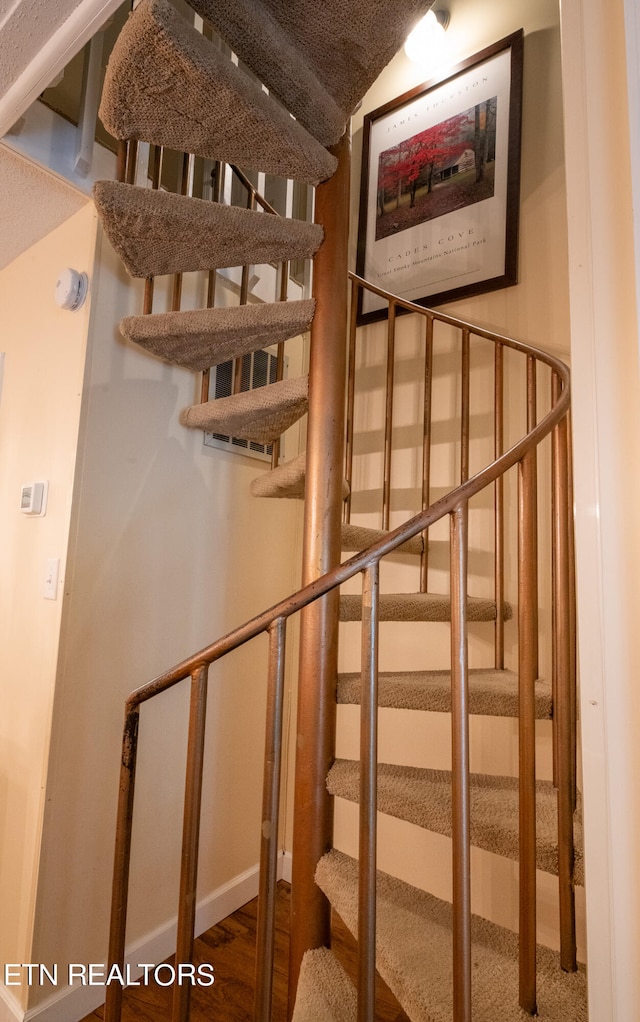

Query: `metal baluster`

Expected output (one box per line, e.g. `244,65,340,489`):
254,618,287,1022
450,502,471,1022
143,145,164,316
382,302,396,530
358,562,380,1022
527,356,539,680
201,162,223,405
125,139,138,185
494,343,505,668
344,276,359,524
104,706,140,1022
518,440,538,1015
171,153,191,315
270,261,289,469
551,372,577,972
116,140,127,184
234,188,257,395
172,665,209,1022
461,329,470,485
420,316,434,592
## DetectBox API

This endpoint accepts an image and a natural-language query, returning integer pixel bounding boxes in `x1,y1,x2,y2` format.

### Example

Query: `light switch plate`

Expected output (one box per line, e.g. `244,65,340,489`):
43,558,59,600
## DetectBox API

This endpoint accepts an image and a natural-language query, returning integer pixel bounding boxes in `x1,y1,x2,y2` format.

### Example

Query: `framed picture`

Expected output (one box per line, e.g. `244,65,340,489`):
356,30,524,323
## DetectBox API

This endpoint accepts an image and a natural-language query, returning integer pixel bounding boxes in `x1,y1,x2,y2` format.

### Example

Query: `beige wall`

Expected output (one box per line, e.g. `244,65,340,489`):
24,222,306,1011
0,171,305,1015
0,203,97,1011
332,0,582,956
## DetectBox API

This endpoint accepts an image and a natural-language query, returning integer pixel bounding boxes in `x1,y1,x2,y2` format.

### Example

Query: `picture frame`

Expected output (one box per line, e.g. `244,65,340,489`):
356,30,524,324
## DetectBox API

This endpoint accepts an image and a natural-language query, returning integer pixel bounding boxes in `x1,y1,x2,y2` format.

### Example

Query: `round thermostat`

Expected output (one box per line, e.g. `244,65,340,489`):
55,268,89,311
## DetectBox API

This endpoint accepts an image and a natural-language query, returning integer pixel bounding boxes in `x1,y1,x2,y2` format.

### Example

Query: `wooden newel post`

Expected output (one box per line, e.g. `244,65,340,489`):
288,132,351,1016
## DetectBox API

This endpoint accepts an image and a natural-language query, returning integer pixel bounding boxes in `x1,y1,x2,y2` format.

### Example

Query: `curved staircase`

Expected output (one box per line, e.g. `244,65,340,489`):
92,2,587,1021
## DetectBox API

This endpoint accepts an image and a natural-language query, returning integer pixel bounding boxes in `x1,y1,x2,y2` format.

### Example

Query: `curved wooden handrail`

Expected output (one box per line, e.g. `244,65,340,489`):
124,288,570,709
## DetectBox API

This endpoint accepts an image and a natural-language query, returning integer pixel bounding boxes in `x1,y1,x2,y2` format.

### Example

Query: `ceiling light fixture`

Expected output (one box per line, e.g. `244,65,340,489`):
404,9,450,68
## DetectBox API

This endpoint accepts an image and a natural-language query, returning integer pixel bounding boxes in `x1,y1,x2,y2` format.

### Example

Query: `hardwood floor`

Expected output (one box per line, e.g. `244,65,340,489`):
81,881,409,1021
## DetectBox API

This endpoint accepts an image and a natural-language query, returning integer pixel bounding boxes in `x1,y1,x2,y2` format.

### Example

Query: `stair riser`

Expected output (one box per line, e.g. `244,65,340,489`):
336,705,555,780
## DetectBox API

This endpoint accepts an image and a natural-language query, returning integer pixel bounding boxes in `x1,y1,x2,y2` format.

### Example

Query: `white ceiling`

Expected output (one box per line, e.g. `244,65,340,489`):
0,0,119,271
0,146,88,272
0,0,85,96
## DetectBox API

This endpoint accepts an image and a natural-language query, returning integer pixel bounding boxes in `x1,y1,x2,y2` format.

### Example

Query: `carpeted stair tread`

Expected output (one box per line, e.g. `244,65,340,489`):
316,849,588,1022
180,375,308,443
341,522,424,556
188,0,434,147
120,299,315,371
327,760,584,885
291,947,357,1022
339,592,512,623
93,181,323,279
337,668,552,719
99,0,336,184
250,452,350,500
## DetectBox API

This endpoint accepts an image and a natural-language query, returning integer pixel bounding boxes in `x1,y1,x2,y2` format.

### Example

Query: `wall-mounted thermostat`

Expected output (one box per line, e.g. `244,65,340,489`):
20,481,48,516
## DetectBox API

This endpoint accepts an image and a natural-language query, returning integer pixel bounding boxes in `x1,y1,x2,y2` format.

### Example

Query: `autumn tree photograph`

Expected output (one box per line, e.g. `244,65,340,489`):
375,97,498,241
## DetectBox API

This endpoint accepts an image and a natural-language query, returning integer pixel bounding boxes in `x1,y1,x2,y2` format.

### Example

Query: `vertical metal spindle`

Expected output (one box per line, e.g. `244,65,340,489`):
234,189,257,395
201,163,223,406
420,316,434,592
171,152,191,315
526,356,539,681
344,275,359,524
551,372,577,972
494,343,505,668
567,412,578,812
254,618,287,1022
104,706,140,1022
450,503,471,1022
172,665,209,1022
358,562,380,1022
117,140,127,184
518,444,538,1015
270,261,290,469
125,139,138,185
143,145,164,316
460,329,470,485
382,302,396,531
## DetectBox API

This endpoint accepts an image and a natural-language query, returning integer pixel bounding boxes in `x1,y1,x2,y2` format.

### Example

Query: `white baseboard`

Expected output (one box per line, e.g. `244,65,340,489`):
2,855,291,1022
0,982,24,1022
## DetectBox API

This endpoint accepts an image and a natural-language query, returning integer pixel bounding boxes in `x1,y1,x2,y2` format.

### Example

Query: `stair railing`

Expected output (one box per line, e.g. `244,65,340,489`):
345,274,577,1018
104,275,574,1022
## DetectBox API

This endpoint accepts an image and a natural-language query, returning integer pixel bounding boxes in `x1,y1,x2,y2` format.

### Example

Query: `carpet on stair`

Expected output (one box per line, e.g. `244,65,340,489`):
340,521,424,556
93,181,323,278
327,759,584,885
99,0,336,183
339,591,512,623
187,0,434,146
180,375,308,443
120,299,315,371
291,947,357,1022
316,849,588,1022
337,667,552,718
250,452,350,500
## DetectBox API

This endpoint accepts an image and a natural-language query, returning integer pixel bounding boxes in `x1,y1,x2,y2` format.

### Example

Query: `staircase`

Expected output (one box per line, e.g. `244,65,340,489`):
92,2,587,1021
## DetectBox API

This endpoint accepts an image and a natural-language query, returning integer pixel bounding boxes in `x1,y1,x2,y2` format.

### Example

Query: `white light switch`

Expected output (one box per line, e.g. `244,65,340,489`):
43,558,59,600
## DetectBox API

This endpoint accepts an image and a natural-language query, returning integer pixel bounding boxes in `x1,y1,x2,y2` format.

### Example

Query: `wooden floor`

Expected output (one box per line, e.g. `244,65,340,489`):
81,881,410,1021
